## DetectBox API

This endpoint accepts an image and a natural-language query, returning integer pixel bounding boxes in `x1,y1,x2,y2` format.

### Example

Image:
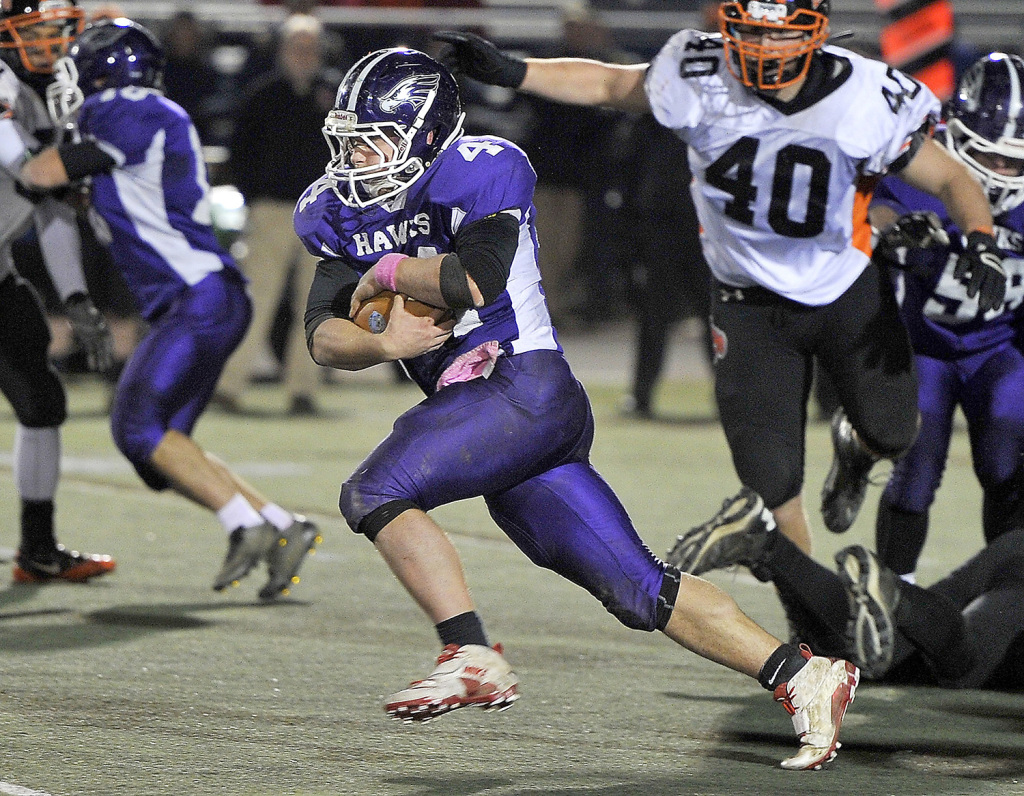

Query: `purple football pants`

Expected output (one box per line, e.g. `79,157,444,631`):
111,270,251,490
340,349,676,631
883,343,1024,521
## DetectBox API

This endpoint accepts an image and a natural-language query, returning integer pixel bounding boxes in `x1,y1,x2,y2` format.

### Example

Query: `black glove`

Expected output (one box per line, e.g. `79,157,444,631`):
953,230,1007,312
433,30,528,88
876,211,950,255
64,292,115,374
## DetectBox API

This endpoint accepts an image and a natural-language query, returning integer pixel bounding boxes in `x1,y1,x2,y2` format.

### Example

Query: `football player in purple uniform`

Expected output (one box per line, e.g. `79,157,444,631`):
435,0,1002,558
868,53,1024,582
296,46,860,771
0,0,115,583
18,18,319,600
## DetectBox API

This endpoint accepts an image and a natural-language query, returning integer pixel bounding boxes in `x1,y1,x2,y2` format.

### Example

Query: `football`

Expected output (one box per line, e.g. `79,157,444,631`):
352,290,451,334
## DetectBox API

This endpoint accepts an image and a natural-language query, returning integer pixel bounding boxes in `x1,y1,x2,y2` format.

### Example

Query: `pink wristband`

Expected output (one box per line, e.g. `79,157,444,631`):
375,253,408,292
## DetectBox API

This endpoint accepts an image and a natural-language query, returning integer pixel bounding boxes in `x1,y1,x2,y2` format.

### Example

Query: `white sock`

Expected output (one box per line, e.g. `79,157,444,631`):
260,502,295,531
900,572,917,585
14,425,60,501
217,494,265,533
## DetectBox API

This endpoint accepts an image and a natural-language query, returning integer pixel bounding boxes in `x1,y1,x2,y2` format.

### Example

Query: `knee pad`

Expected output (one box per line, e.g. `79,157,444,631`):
11,371,67,428
110,413,161,475
600,565,681,633
340,476,419,541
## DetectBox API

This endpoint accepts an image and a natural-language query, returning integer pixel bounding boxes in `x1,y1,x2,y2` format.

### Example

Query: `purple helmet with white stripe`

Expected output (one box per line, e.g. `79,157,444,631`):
322,47,464,208
946,52,1024,214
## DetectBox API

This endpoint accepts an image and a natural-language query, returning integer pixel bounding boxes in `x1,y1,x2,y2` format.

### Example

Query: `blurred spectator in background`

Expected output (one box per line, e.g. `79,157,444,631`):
161,11,222,145
215,13,342,416
619,115,712,419
516,4,635,327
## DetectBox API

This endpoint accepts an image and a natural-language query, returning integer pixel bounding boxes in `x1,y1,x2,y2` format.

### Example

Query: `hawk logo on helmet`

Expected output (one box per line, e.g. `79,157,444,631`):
379,74,440,114
958,66,984,113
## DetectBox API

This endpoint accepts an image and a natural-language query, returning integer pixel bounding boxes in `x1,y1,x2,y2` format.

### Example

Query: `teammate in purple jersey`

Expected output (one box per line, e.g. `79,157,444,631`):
869,53,1024,582
19,18,319,600
297,46,860,771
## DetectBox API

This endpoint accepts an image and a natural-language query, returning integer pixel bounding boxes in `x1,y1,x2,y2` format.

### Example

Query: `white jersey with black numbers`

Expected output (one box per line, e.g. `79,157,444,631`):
0,59,50,254
645,30,941,305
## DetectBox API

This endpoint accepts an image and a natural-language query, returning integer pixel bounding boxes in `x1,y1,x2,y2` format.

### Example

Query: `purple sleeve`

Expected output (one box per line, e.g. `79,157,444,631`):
432,138,537,225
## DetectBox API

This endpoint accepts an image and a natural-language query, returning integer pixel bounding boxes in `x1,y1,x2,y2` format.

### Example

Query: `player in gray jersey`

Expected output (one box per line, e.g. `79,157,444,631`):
0,0,114,582
435,0,1003,560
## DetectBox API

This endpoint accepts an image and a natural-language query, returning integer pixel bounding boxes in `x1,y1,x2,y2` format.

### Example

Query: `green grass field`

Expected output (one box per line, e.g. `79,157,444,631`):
1,365,1022,796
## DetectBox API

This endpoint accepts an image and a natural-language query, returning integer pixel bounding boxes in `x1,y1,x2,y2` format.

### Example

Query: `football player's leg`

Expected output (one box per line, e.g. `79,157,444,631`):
0,273,115,581
819,263,919,460
111,274,249,500
891,530,1024,687
961,344,1024,542
346,352,589,720
0,276,64,533
339,353,592,642
875,355,956,578
487,465,858,770
340,350,595,535
712,296,813,553
486,461,674,631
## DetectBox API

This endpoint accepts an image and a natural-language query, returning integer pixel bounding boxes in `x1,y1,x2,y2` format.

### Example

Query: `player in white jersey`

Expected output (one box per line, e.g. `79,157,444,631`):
435,0,1003,557
0,0,115,582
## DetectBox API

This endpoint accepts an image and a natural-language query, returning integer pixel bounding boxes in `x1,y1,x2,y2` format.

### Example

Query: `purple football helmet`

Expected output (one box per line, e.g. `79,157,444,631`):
46,17,164,127
68,17,164,94
323,47,464,208
946,52,1024,214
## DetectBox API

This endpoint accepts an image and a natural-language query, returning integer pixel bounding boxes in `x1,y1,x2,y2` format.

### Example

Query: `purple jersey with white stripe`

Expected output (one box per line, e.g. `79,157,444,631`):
873,175,1024,358
295,134,559,393
78,87,241,320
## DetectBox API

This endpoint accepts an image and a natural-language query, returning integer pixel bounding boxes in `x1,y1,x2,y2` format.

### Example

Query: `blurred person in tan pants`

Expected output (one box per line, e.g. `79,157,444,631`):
216,13,342,415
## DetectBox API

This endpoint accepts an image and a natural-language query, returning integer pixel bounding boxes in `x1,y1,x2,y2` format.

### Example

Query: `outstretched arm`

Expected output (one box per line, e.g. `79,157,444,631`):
435,30,651,112
520,58,650,111
897,138,992,236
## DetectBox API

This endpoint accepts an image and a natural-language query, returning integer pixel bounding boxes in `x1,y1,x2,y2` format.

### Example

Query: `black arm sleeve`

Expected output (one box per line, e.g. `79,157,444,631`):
452,211,520,305
56,141,117,181
304,258,361,355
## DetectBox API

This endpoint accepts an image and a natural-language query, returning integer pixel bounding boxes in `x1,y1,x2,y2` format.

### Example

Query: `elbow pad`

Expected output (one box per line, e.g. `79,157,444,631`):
304,258,359,354
453,211,520,305
56,141,116,181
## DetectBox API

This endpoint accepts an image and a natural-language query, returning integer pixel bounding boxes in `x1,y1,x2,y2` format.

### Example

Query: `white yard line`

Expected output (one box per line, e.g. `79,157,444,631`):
0,783,56,796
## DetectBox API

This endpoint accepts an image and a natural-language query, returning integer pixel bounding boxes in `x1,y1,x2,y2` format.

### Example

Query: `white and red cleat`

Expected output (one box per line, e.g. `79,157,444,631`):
774,645,860,770
385,643,519,723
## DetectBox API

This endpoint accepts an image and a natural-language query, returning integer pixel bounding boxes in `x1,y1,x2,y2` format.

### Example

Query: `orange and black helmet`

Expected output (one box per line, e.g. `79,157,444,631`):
0,0,85,75
719,0,830,91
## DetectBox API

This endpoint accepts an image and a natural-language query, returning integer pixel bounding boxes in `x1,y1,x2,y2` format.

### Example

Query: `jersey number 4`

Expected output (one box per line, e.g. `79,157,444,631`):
706,136,831,238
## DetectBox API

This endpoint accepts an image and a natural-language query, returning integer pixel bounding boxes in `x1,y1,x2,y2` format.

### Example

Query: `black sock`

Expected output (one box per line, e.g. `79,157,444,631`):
894,583,974,681
20,499,57,555
436,611,489,648
757,642,807,691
